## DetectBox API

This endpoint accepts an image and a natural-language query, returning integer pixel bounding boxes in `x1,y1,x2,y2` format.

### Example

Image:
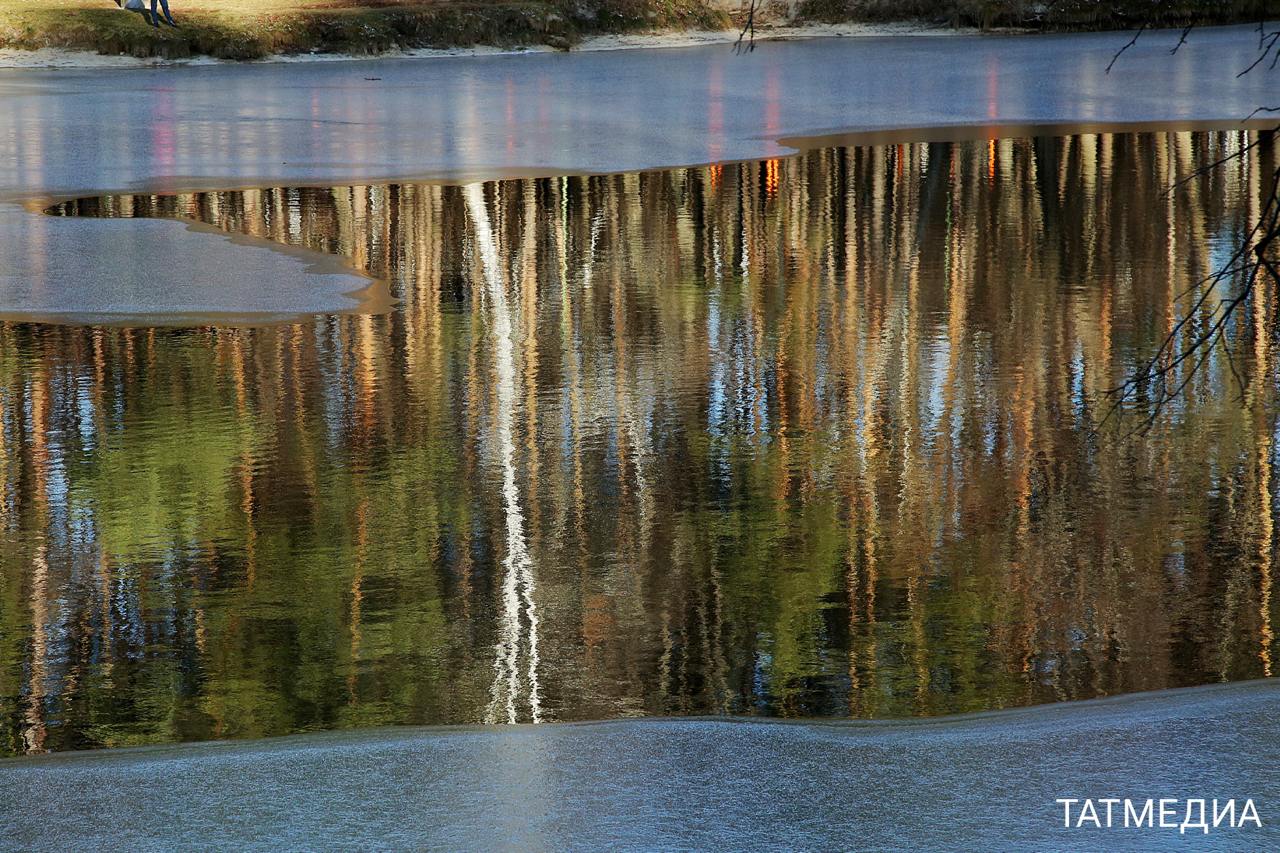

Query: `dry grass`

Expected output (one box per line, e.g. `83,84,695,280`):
0,0,730,59
0,0,1274,59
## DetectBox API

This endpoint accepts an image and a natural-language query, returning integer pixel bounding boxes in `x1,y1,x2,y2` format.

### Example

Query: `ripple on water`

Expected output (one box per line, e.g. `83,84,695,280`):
1,129,1278,755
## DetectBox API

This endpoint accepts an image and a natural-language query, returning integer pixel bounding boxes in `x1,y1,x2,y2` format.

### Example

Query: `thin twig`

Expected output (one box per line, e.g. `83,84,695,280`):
1106,23,1147,74
1170,23,1194,54
1244,106,1280,122
1237,29,1280,77
1163,124,1280,196
1104,165,1280,433
733,0,756,54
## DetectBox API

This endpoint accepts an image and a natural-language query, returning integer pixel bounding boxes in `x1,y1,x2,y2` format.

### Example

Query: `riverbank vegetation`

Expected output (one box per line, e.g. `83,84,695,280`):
0,0,1272,63
799,0,1276,31
0,0,729,60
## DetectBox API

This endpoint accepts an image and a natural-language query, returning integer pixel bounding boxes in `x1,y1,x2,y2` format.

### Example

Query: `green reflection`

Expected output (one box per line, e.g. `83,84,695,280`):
2,130,1278,755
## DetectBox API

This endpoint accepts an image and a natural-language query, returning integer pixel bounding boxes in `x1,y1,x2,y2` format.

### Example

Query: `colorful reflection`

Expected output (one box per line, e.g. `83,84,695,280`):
2,130,1277,755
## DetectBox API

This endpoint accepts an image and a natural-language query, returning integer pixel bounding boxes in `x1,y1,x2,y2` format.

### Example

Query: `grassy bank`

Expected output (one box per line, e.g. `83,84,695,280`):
0,0,1274,60
0,0,731,60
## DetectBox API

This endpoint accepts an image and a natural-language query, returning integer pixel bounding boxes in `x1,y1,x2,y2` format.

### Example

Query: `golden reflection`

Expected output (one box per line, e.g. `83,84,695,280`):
3,130,1278,753
765,158,781,199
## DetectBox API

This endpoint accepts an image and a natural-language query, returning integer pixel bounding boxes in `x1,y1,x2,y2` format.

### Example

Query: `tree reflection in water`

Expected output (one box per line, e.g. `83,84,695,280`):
464,182,543,725
3,130,1277,754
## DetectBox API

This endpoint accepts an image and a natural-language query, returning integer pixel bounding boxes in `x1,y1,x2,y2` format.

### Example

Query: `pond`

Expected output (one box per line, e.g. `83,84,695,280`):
2,128,1277,754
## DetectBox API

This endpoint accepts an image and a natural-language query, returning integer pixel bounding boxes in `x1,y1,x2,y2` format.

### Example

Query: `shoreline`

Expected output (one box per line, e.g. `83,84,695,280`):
15,116,1273,209
0,115,1261,331
5,676,1276,764
0,21,985,68
0,25,1271,323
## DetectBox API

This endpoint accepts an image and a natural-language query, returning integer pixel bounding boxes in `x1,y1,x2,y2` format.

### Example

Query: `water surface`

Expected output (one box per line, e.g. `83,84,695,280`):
2,129,1278,754
6,680,1280,850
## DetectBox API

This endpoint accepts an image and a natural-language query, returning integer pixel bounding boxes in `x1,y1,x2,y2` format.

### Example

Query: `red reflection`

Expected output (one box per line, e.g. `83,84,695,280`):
708,62,724,163
986,55,1000,120
506,77,517,157
150,87,177,173
764,65,780,136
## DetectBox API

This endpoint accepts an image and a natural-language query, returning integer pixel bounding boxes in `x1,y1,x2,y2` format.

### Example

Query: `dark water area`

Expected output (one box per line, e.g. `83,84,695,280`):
3,130,1278,755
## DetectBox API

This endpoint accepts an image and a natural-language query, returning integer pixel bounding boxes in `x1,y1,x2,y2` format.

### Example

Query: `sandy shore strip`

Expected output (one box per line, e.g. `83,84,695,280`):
0,21,975,68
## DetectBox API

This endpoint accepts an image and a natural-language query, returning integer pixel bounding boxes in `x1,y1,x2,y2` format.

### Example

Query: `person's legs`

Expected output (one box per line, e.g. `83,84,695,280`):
146,0,160,26
157,0,176,26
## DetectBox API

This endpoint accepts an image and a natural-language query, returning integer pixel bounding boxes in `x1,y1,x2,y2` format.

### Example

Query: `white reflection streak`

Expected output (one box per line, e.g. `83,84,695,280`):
582,209,604,290
465,183,543,725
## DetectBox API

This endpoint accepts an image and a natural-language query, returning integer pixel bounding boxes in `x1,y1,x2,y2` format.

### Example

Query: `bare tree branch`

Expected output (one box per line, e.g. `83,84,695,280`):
733,0,757,54
1170,22,1194,54
1237,28,1280,77
1244,106,1280,122
1106,23,1148,74
1106,164,1280,433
